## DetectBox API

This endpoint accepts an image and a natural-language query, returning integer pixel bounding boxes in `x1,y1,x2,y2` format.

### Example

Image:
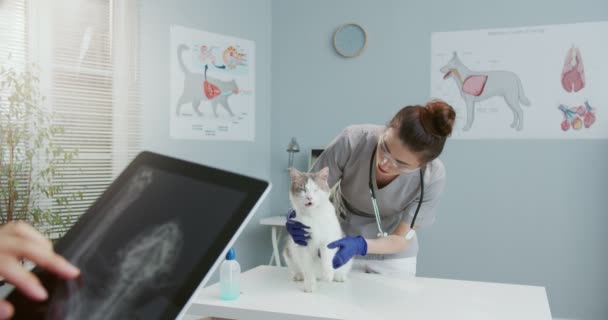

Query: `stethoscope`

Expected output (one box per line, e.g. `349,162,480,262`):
368,145,424,240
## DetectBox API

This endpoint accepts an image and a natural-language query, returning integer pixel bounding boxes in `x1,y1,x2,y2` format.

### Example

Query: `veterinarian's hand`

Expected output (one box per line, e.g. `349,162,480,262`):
0,222,80,319
285,209,310,246
327,236,368,269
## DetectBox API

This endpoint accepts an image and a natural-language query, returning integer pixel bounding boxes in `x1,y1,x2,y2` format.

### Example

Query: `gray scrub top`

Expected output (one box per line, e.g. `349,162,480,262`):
310,125,447,259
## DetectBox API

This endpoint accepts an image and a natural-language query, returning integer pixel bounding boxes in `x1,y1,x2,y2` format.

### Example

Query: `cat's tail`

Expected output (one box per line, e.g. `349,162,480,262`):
177,44,190,74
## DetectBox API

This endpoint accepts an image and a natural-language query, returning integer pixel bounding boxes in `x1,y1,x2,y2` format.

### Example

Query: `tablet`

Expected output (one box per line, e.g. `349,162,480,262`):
6,151,271,319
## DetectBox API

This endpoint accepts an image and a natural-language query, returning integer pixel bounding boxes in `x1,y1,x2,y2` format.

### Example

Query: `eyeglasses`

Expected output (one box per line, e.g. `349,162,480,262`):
377,135,418,173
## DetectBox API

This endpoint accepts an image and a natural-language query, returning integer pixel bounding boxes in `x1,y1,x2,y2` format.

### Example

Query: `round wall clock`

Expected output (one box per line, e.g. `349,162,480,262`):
333,23,367,58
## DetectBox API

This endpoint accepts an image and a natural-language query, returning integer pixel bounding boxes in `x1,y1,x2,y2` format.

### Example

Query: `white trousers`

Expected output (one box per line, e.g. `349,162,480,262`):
352,256,417,279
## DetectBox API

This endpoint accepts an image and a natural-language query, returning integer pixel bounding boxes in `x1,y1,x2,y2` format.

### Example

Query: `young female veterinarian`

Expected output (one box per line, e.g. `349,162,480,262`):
286,99,455,278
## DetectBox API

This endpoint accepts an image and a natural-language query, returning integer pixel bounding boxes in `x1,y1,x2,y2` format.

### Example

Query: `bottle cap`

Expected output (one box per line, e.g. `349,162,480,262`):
226,248,236,260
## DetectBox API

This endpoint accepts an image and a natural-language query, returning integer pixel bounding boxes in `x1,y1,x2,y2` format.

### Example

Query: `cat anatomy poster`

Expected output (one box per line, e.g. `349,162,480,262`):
431,21,607,139
170,25,255,141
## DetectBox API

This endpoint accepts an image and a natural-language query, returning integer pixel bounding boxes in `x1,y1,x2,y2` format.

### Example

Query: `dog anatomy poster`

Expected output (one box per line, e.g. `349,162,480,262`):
170,25,255,141
431,21,607,139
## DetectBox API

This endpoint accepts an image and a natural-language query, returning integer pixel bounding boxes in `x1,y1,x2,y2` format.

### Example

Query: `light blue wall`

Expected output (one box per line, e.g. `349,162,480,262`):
139,0,607,318
271,1,608,319
139,0,273,275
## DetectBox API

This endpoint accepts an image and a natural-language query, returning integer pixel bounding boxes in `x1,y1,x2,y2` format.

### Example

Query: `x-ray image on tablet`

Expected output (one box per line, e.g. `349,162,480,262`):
7,152,270,320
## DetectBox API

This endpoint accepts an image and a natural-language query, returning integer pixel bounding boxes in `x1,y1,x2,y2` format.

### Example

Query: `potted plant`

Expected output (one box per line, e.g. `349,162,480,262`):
0,59,81,238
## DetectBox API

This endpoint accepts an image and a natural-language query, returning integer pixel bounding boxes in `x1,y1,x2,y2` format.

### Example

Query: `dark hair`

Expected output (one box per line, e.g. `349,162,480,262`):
388,99,455,163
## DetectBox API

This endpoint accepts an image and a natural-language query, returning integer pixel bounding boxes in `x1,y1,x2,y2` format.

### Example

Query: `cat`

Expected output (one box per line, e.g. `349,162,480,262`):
176,44,238,118
283,167,352,292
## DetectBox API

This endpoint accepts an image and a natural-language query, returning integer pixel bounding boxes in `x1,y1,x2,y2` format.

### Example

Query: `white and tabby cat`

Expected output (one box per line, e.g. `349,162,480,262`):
283,167,352,292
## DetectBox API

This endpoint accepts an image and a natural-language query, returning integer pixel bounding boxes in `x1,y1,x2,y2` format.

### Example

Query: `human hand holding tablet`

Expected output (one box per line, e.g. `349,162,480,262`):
0,222,80,319
5,151,270,320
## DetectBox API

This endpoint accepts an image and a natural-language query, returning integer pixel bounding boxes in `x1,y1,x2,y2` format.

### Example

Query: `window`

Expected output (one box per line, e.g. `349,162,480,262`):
0,0,141,236
0,0,28,65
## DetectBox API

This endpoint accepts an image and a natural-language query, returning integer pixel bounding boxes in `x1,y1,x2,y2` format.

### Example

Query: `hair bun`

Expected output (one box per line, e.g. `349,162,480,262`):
420,99,455,137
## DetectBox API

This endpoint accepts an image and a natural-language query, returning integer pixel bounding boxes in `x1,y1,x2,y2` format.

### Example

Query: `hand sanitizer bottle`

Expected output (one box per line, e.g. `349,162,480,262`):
220,248,240,300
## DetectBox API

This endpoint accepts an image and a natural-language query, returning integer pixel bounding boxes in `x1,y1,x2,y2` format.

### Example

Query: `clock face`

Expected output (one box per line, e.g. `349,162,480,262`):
333,23,367,58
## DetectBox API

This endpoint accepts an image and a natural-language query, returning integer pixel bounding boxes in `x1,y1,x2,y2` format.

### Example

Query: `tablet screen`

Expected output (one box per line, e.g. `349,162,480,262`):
7,152,268,319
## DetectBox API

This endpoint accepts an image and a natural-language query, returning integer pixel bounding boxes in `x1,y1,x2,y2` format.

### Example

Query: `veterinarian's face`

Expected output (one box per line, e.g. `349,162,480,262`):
376,128,421,176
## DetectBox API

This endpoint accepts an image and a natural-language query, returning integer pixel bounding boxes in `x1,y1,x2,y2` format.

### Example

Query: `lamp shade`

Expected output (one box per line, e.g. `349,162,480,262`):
286,137,300,153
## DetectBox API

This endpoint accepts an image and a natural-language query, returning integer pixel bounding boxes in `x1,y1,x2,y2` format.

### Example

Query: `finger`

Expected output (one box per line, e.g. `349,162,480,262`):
296,221,310,229
0,236,79,279
0,300,14,320
0,257,47,301
294,236,311,244
286,220,310,229
294,220,310,228
39,255,80,279
7,222,52,250
286,219,309,228
290,229,309,236
332,256,344,269
327,241,341,249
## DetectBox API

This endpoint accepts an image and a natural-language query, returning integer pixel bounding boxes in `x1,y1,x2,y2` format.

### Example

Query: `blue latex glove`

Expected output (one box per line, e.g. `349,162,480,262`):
327,236,368,269
285,209,310,246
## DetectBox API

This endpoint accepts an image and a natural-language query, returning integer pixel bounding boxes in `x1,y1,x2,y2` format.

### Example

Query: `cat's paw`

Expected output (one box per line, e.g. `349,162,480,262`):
333,272,348,282
321,270,334,282
292,272,304,282
303,280,317,293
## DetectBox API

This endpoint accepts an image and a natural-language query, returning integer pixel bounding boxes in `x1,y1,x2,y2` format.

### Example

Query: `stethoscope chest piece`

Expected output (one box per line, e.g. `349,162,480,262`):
405,229,416,240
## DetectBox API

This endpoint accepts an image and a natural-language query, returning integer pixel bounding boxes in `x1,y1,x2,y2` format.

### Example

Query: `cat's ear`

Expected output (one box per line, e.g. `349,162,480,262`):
317,167,329,181
289,167,300,181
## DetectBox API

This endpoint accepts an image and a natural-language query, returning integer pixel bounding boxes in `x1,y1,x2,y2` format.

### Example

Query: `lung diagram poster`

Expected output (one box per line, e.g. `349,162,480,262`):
431,21,607,139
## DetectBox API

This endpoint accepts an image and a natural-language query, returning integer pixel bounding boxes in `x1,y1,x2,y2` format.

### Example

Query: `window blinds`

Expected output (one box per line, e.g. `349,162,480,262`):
0,0,141,236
